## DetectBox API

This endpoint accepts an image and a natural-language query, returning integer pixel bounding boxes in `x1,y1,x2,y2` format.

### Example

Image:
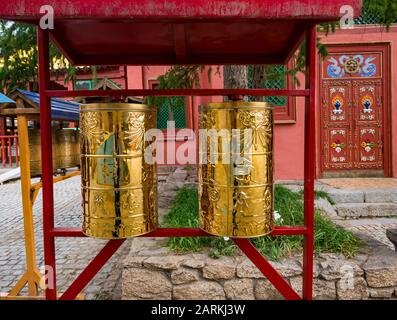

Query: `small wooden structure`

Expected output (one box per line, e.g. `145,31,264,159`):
74,77,143,104
0,89,80,299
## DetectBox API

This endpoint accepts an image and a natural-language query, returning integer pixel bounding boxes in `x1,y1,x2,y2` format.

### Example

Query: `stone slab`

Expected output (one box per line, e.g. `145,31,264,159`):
336,203,397,218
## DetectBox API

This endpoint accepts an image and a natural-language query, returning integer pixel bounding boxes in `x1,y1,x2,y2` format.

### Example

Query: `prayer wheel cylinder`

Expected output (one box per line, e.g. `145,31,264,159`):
29,129,80,176
29,129,60,176
56,129,80,169
80,103,157,239
198,102,274,238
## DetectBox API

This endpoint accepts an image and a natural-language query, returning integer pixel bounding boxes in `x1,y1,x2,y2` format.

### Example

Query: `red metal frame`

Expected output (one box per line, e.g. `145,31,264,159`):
37,25,316,301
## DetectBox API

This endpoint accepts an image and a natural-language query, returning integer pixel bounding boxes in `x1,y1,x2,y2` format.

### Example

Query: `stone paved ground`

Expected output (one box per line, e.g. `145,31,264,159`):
319,178,397,189
339,218,397,251
0,173,131,299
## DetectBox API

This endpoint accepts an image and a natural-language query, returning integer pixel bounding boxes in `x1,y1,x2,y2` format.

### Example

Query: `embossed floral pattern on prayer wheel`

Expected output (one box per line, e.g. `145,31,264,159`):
198,102,274,238
80,103,157,239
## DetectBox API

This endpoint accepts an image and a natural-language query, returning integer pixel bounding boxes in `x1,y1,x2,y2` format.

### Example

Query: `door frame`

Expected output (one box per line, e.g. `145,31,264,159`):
317,42,392,178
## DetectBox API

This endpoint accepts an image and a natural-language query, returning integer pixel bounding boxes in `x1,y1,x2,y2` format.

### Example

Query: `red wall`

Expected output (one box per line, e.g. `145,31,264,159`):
53,25,397,179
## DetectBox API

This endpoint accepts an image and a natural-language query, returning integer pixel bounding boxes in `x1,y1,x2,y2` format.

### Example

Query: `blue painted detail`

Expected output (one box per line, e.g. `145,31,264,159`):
326,55,377,78
0,93,15,104
359,57,376,77
17,89,80,121
327,57,345,78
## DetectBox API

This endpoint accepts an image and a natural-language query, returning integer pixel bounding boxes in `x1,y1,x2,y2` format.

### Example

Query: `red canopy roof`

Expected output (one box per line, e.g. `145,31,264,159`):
0,0,362,65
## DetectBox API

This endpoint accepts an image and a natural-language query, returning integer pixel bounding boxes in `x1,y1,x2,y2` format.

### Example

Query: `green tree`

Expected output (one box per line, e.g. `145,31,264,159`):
0,22,84,94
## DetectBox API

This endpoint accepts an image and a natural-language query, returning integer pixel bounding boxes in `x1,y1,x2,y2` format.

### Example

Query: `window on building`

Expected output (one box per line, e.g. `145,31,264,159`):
156,96,187,129
149,81,187,129
247,64,296,123
74,80,94,90
354,9,397,25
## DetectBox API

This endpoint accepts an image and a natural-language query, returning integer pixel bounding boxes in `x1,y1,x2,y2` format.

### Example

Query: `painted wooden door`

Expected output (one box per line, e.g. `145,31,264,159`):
320,45,390,177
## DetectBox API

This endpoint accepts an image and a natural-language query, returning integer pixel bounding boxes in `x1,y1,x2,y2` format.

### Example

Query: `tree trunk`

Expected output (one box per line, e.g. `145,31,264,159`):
223,65,266,101
251,65,266,102
223,65,248,101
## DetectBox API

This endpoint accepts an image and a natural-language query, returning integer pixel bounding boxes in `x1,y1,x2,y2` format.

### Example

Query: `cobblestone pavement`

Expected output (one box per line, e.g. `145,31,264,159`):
342,219,397,251
334,217,397,250
0,174,131,299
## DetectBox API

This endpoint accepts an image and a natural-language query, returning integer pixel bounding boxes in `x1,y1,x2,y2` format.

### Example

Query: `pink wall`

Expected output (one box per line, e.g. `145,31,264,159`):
53,25,397,179
191,26,397,180
274,98,305,180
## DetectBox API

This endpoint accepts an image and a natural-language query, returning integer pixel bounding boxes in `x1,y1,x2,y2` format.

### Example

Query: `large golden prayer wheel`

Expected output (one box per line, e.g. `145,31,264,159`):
198,101,274,238
80,103,157,239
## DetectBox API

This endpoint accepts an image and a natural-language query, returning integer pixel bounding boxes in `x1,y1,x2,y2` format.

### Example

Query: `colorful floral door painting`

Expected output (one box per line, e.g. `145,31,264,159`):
320,44,390,177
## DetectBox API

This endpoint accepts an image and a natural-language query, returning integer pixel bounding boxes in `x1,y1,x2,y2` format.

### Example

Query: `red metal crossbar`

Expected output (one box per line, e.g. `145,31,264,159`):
46,89,309,98
50,226,308,238
37,25,316,301
60,239,126,300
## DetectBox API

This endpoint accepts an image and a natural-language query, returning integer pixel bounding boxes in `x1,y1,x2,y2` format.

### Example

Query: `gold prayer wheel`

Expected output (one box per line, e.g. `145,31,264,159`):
29,129,80,176
29,129,58,176
198,101,274,238
80,103,158,239
56,129,80,169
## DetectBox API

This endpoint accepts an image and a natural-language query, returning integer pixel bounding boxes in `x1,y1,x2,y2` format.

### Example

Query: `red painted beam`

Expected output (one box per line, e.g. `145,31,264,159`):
60,239,125,300
46,89,309,98
0,0,364,20
50,226,307,238
233,239,301,300
74,53,284,66
173,24,187,60
272,226,307,236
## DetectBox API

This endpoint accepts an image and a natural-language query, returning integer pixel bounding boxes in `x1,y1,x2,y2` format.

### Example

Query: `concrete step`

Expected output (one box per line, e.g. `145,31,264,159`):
324,188,397,204
336,202,397,218
364,189,397,203
326,189,365,203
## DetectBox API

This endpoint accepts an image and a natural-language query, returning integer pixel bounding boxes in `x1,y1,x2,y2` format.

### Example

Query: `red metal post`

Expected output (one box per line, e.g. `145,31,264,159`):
37,27,57,300
302,25,316,300
14,136,19,166
1,138,5,167
123,65,128,90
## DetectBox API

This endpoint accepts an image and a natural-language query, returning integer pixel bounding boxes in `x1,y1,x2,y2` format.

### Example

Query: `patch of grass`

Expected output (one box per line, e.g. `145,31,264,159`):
164,185,360,260
164,186,237,258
